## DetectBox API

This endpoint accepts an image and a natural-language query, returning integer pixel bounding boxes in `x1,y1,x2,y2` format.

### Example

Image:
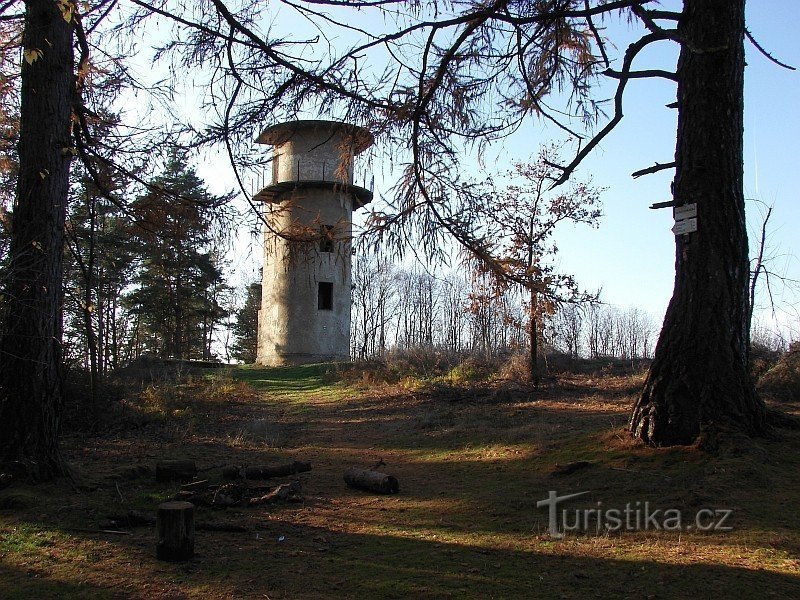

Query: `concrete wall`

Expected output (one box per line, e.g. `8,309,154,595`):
257,189,354,365
272,127,356,185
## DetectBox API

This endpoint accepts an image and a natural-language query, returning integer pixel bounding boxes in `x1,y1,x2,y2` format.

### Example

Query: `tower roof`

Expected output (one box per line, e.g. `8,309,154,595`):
256,120,374,155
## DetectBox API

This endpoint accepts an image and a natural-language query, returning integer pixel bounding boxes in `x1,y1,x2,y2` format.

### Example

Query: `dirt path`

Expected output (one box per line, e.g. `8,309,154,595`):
1,366,799,599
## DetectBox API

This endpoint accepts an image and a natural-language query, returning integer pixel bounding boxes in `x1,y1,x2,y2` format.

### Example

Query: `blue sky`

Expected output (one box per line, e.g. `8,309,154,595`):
541,0,800,330
192,1,799,337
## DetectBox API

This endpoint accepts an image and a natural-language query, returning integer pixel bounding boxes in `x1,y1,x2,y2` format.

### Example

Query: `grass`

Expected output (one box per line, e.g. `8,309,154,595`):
1,363,799,598
235,363,353,401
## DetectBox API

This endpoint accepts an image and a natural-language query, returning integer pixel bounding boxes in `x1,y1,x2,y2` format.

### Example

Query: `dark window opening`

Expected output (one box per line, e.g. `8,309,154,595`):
318,282,333,310
320,225,334,253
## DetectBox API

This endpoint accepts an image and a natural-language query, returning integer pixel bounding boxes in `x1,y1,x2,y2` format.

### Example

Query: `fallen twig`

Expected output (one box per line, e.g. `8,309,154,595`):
68,528,131,536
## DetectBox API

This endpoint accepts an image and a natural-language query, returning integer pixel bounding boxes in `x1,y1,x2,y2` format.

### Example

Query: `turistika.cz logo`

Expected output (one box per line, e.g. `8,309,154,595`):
536,491,733,538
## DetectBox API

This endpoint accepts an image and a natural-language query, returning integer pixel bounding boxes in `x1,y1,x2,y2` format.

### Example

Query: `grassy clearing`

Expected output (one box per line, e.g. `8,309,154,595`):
1,362,799,598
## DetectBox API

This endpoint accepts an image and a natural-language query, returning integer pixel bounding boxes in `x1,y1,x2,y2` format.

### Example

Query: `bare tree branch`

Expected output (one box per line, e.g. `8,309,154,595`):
745,27,796,71
632,161,675,179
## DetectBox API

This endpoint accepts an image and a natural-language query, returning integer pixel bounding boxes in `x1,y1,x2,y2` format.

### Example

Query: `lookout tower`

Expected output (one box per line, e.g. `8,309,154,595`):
254,120,374,365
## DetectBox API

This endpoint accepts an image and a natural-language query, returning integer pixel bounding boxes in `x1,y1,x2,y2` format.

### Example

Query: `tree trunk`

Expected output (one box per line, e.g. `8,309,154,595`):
630,0,765,446
0,0,74,480
529,288,539,387
83,192,99,417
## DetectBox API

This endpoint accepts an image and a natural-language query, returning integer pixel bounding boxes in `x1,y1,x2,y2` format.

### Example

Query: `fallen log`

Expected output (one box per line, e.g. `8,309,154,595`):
344,468,399,495
103,510,156,528
247,481,302,506
156,460,198,483
107,464,152,481
222,461,312,480
156,501,195,561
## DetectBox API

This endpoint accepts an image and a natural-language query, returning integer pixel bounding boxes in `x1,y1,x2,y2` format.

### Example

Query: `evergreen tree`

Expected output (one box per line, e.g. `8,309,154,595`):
125,152,230,360
231,280,261,364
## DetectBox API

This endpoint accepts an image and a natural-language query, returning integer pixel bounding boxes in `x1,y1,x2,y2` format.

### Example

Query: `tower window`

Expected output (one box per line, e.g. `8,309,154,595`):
318,282,333,310
320,225,334,253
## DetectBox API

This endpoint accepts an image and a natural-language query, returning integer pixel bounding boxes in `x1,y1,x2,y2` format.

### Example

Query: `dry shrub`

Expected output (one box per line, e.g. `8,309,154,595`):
444,356,495,384
110,370,256,436
750,344,783,381
758,344,800,402
339,348,472,386
497,353,531,381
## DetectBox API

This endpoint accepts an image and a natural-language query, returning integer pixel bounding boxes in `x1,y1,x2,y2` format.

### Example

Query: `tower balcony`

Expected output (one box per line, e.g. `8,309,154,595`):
253,160,374,208
253,120,374,209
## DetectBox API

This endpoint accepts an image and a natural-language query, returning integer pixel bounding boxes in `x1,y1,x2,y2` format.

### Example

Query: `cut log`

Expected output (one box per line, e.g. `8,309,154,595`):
247,481,302,506
222,461,312,480
155,460,197,483
344,468,399,494
104,510,156,528
156,501,195,561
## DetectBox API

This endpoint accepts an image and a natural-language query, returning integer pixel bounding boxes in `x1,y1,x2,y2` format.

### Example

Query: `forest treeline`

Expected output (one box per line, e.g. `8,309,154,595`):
1,150,790,382
0,151,249,381
349,252,659,363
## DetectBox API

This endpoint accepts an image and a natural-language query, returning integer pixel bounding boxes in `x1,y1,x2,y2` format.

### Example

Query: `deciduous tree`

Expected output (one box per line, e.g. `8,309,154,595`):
460,143,602,383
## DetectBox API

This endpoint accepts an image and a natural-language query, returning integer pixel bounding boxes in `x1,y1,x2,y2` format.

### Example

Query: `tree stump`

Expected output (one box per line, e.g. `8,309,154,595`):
156,501,195,561
343,468,399,494
155,460,197,482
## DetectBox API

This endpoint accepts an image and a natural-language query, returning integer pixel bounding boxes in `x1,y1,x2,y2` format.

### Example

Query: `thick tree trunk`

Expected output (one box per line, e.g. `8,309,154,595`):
0,0,74,480
630,0,765,446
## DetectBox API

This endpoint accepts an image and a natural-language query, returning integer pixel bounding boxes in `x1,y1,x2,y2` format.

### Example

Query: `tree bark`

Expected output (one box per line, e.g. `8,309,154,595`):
156,501,195,561
630,0,765,446
0,0,74,480
344,467,399,494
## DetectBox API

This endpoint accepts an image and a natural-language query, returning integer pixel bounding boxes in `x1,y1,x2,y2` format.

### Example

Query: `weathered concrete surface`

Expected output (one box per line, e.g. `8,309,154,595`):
255,121,372,366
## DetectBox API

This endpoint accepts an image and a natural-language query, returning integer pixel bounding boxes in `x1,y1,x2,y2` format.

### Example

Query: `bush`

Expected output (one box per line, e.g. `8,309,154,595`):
758,345,800,402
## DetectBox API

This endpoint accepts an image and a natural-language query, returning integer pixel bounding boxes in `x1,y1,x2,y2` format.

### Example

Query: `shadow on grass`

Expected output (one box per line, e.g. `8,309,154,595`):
2,517,799,599
0,561,117,600
3,365,798,598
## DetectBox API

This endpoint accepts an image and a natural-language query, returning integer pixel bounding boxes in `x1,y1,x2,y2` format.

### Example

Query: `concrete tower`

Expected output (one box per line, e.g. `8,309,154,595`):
254,120,374,365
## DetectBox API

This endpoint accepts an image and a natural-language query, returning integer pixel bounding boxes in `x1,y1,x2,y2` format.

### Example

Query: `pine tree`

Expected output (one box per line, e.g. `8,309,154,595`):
125,152,230,360
231,280,261,364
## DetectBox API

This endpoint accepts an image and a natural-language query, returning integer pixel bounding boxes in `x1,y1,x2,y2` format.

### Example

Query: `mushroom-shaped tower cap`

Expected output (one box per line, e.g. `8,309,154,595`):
256,119,374,155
